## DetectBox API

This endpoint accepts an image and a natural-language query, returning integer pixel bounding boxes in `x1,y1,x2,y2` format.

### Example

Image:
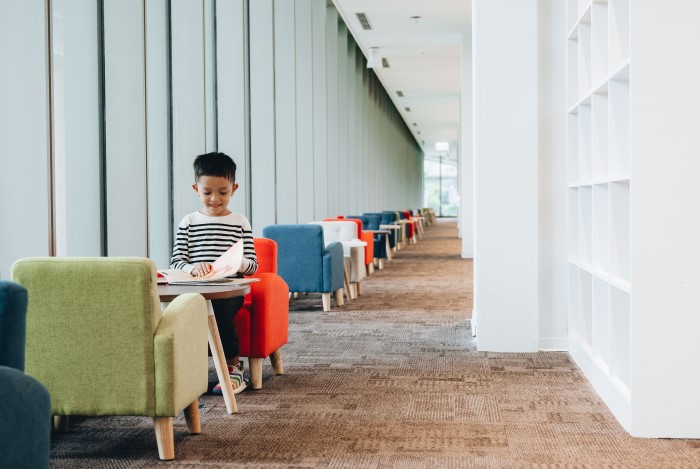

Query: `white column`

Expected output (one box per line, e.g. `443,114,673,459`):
631,1,700,438
473,0,539,352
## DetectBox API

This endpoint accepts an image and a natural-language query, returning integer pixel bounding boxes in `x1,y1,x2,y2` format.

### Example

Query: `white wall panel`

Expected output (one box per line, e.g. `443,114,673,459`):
294,0,315,223
216,0,248,217
312,0,328,219
274,0,298,224
0,0,50,279
249,0,276,234
104,0,148,256
146,0,172,268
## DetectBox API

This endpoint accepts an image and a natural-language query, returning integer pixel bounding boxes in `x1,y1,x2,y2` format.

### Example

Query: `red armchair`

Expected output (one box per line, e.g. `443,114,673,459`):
234,238,289,389
325,216,375,275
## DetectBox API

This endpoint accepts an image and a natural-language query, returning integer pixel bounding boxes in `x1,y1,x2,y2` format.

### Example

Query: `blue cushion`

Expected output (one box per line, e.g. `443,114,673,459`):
0,281,28,371
0,366,51,469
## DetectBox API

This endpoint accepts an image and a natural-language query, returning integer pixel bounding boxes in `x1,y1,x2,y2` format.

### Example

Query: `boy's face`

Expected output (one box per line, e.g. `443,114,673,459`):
192,175,238,217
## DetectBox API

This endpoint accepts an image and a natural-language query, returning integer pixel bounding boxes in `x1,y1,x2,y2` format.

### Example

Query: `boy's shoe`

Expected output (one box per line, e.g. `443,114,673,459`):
213,362,248,395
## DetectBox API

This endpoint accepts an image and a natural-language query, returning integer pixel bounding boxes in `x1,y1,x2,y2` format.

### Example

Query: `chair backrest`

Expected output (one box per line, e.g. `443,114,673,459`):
348,214,379,231
324,217,364,237
252,238,278,275
0,280,28,371
311,220,358,244
379,211,398,224
262,224,325,291
12,257,162,415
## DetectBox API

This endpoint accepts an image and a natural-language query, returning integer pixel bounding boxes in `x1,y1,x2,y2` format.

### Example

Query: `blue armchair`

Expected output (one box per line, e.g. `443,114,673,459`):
0,280,51,469
365,212,400,251
348,214,392,269
262,224,345,312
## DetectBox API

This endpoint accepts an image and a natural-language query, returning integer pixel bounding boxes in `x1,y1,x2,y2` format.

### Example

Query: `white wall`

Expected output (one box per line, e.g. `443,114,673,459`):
460,32,474,259
537,0,568,351
473,0,539,352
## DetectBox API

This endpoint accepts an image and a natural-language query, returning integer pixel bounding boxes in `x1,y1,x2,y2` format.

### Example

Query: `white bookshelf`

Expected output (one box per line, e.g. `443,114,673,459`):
567,0,631,430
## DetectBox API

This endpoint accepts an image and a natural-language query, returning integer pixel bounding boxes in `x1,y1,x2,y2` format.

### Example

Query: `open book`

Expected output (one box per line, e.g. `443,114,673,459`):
158,240,256,285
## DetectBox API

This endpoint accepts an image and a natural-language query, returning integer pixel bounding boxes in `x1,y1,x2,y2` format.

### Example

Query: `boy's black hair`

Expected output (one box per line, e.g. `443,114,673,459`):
193,152,237,183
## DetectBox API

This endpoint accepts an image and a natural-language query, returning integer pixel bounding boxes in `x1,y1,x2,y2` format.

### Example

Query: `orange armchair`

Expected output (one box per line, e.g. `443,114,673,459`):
325,216,375,275
234,238,289,389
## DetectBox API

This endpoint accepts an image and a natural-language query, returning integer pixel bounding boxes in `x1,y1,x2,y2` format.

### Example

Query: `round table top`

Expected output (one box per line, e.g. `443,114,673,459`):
158,283,250,302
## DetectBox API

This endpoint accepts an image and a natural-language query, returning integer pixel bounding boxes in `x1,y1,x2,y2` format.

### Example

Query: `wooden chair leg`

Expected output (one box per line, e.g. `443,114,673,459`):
53,415,69,432
378,259,384,270
250,357,263,389
184,399,201,434
288,292,293,301
154,417,175,460
322,292,331,311
270,349,284,375
355,281,362,296
334,288,344,307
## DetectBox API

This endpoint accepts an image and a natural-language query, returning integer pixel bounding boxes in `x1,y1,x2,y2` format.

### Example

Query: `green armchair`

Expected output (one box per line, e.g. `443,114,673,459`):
12,257,209,460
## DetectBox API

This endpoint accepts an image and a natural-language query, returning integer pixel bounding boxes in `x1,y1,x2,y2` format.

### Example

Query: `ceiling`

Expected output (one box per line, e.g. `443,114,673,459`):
332,0,472,164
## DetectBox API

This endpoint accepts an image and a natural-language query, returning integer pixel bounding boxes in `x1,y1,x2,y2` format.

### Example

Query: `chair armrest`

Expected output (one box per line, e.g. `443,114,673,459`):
154,293,208,416
248,273,289,356
322,241,345,292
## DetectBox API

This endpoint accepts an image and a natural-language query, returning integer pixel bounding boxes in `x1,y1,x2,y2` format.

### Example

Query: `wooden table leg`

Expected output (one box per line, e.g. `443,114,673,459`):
206,300,238,414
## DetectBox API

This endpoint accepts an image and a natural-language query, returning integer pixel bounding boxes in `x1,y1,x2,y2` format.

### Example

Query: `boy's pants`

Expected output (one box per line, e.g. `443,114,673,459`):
211,296,245,361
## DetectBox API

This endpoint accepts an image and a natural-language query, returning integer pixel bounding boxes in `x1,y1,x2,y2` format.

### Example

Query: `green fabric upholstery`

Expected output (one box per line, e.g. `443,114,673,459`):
11,257,208,418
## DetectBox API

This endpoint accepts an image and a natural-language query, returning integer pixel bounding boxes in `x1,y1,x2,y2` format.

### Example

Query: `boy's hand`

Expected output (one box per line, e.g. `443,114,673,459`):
193,262,211,277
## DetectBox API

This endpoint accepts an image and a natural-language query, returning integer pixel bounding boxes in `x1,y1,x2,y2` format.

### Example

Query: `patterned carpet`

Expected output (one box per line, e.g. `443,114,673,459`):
50,220,700,468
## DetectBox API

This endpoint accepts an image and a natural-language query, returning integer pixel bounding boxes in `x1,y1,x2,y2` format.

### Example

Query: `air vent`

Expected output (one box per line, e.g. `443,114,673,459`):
404,107,411,112
396,90,404,97
381,58,390,68
356,13,372,30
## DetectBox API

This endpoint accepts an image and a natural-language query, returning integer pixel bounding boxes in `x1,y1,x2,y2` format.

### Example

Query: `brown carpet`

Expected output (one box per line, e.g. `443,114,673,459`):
50,220,700,468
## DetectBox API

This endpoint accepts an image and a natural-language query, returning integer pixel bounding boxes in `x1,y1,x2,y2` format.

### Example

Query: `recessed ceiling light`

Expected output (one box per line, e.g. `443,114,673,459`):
410,15,422,21
404,107,411,112
396,90,404,97
412,122,417,126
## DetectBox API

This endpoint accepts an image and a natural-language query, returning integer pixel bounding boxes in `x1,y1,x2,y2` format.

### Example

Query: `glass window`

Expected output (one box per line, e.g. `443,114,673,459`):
423,156,459,217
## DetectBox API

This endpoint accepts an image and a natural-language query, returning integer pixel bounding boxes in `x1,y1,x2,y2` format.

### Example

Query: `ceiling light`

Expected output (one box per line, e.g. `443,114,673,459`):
381,58,390,68
396,90,404,97
435,142,450,151
356,13,372,30
404,107,411,112
412,122,417,126
366,47,381,68
410,15,422,22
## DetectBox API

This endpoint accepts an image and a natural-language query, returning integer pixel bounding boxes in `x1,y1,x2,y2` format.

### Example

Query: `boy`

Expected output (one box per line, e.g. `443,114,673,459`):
171,152,258,394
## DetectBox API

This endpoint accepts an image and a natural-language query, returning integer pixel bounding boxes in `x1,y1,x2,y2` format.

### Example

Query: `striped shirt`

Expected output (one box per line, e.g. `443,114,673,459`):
170,211,258,276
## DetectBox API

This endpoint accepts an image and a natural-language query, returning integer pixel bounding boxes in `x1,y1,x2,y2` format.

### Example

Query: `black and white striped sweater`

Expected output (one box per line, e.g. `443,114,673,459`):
170,211,258,276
